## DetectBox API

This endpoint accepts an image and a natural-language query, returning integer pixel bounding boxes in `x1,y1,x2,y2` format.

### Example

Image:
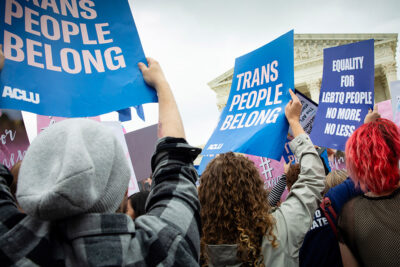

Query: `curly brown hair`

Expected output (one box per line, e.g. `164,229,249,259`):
286,163,300,191
199,152,278,266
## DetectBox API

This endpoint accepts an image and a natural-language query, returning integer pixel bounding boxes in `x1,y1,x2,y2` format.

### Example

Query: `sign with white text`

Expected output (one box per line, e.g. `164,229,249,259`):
246,154,285,191
202,30,294,160
0,0,157,117
310,39,374,150
284,91,318,163
293,90,318,135
0,109,30,168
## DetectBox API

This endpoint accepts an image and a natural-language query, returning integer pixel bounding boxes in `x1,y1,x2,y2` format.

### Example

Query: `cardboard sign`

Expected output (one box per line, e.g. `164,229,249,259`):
202,30,294,161
0,0,157,117
294,90,318,135
0,109,30,168
283,91,318,163
124,124,158,182
310,39,375,150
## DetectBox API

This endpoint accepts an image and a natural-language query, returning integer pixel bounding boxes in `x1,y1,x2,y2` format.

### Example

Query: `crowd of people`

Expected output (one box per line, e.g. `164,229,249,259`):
0,45,399,267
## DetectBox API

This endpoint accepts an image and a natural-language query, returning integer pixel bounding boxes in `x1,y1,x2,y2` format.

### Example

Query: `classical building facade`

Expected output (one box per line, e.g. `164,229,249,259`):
208,33,398,112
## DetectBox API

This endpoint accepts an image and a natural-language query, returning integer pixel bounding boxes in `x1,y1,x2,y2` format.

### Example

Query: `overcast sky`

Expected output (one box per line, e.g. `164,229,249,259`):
124,0,400,146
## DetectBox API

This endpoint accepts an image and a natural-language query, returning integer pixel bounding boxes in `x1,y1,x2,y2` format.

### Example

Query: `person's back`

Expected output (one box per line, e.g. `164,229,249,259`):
338,118,400,267
199,90,326,266
339,189,400,267
260,133,325,266
0,58,202,266
299,171,363,267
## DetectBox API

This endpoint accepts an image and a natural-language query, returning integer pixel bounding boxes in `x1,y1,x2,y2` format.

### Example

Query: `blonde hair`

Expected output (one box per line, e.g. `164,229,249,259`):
323,170,348,195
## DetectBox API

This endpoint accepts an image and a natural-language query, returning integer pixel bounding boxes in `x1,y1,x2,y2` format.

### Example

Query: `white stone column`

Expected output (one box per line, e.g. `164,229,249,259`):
382,62,398,98
306,80,321,103
213,85,230,112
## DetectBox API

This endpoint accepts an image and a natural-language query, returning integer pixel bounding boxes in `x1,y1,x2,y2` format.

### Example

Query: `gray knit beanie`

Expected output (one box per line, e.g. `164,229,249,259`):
16,118,131,221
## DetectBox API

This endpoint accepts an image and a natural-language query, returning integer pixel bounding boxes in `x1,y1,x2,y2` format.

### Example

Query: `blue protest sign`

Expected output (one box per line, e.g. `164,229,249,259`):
282,135,296,164
0,0,157,117
133,105,145,121
309,39,374,150
202,30,294,161
118,108,132,122
198,154,215,176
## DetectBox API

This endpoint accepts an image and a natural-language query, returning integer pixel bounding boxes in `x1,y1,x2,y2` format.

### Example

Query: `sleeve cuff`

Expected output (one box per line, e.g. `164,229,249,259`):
288,134,318,159
151,137,202,171
0,164,13,187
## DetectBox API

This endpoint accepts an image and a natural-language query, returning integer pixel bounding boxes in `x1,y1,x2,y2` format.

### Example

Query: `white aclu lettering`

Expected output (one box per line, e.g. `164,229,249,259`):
207,144,223,150
2,86,40,104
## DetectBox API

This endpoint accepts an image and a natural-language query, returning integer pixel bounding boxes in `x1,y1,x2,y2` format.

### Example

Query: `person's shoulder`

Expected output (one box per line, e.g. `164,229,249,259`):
338,196,358,231
341,197,358,214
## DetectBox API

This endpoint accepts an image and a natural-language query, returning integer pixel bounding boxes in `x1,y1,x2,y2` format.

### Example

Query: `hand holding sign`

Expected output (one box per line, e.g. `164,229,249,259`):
138,58,168,91
0,45,4,71
139,58,185,139
285,89,302,123
364,104,381,124
284,159,293,174
285,89,305,137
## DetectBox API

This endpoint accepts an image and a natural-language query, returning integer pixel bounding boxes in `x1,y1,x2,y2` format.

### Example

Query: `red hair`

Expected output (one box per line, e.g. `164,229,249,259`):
345,118,400,194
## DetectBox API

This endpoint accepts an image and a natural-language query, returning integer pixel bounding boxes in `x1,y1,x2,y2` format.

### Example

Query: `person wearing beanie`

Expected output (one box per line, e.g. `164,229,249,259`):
0,54,201,266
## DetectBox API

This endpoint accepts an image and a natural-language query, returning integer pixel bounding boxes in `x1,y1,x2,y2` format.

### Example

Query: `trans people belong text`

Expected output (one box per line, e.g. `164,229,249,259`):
220,60,284,130
4,0,126,75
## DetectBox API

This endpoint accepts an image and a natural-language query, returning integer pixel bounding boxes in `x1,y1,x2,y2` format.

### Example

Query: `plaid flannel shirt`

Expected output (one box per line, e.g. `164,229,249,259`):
0,137,201,266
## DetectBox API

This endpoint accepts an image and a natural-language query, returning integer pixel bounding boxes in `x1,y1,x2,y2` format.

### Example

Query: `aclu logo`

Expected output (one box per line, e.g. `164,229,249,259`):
2,86,40,104
207,143,223,150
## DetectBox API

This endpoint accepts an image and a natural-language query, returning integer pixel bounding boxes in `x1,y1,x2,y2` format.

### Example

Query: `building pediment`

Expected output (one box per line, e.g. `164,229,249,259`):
294,33,397,67
209,33,398,111
209,34,397,87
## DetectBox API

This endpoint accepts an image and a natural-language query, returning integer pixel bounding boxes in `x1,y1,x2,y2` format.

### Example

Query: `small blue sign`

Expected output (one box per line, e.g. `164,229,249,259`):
0,0,157,117
310,39,374,150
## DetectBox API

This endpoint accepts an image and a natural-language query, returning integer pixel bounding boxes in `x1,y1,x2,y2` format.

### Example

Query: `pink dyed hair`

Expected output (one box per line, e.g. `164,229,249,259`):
345,118,400,194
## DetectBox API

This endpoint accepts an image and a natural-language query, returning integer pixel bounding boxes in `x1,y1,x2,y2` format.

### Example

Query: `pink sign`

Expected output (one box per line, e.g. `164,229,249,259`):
376,100,393,121
0,110,30,169
37,115,101,134
394,102,400,127
246,155,288,200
